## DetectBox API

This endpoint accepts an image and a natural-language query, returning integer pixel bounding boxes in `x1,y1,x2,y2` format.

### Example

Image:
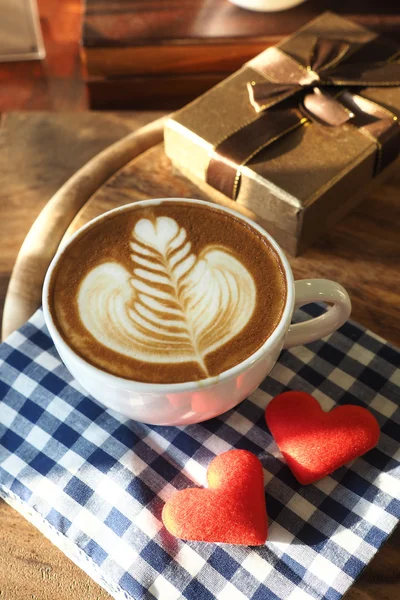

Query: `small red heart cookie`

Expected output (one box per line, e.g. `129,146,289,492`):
162,450,268,545
265,391,380,485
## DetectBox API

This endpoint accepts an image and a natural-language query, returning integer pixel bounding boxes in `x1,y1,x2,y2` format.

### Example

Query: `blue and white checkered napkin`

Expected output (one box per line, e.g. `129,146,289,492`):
0,305,399,600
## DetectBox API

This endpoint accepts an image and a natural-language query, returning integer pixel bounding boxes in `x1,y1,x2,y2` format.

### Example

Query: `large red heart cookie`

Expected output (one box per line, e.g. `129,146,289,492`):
265,391,380,485
162,450,268,545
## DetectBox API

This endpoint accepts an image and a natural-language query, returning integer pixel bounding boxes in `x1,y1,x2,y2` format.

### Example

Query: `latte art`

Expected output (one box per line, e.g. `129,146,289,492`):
78,217,256,376
49,201,286,383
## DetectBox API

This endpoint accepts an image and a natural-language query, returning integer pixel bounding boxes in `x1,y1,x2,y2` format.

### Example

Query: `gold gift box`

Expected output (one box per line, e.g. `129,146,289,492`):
164,12,400,256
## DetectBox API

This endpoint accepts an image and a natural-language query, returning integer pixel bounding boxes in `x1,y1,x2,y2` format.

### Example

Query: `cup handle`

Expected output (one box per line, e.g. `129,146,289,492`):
283,279,351,349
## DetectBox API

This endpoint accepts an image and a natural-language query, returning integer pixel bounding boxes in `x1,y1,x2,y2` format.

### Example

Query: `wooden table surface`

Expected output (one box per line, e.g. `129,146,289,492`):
0,111,399,599
0,0,87,113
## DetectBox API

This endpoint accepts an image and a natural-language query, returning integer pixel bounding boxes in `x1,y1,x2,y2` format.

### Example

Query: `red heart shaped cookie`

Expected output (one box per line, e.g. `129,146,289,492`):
162,450,268,545
265,391,380,485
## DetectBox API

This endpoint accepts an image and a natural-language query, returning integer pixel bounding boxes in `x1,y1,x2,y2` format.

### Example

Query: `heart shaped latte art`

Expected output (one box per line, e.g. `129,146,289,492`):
77,217,256,376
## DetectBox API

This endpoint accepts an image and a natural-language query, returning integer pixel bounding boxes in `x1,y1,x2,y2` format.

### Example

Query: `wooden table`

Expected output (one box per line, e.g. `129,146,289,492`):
0,0,87,112
0,111,399,599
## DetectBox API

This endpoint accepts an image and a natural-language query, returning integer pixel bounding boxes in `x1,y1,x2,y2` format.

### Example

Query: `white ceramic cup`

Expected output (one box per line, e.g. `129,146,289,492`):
228,0,307,12
42,198,351,426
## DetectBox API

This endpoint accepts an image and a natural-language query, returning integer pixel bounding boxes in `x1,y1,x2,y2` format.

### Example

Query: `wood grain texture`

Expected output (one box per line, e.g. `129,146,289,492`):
86,73,228,110
0,500,109,600
1,111,399,599
82,0,400,108
83,44,279,77
82,0,400,80
83,0,400,46
0,0,87,112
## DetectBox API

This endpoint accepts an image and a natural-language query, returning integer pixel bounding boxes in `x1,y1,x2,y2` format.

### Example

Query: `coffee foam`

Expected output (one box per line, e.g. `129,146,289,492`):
49,202,287,383
77,215,256,377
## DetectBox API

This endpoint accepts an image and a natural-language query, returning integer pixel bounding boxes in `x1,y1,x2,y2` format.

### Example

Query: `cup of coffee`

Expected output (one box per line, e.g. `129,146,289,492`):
43,198,351,426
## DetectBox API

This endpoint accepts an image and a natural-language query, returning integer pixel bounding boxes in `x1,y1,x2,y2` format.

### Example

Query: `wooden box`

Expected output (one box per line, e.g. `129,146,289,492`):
82,0,400,109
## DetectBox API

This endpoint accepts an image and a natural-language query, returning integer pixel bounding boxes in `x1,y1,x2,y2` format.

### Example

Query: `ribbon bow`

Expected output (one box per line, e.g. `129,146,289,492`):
206,37,400,200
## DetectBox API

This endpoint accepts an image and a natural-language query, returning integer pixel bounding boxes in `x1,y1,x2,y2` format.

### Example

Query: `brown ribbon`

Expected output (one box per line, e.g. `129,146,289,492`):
206,37,400,199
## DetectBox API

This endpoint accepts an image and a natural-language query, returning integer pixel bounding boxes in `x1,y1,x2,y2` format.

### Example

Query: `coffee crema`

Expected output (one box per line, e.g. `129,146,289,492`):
49,201,287,383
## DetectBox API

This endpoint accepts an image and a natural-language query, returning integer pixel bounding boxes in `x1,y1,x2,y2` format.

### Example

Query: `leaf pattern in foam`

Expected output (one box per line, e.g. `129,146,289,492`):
78,217,256,376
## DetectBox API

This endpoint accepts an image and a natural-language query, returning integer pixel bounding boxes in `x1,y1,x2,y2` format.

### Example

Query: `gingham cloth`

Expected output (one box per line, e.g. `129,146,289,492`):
0,305,399,600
